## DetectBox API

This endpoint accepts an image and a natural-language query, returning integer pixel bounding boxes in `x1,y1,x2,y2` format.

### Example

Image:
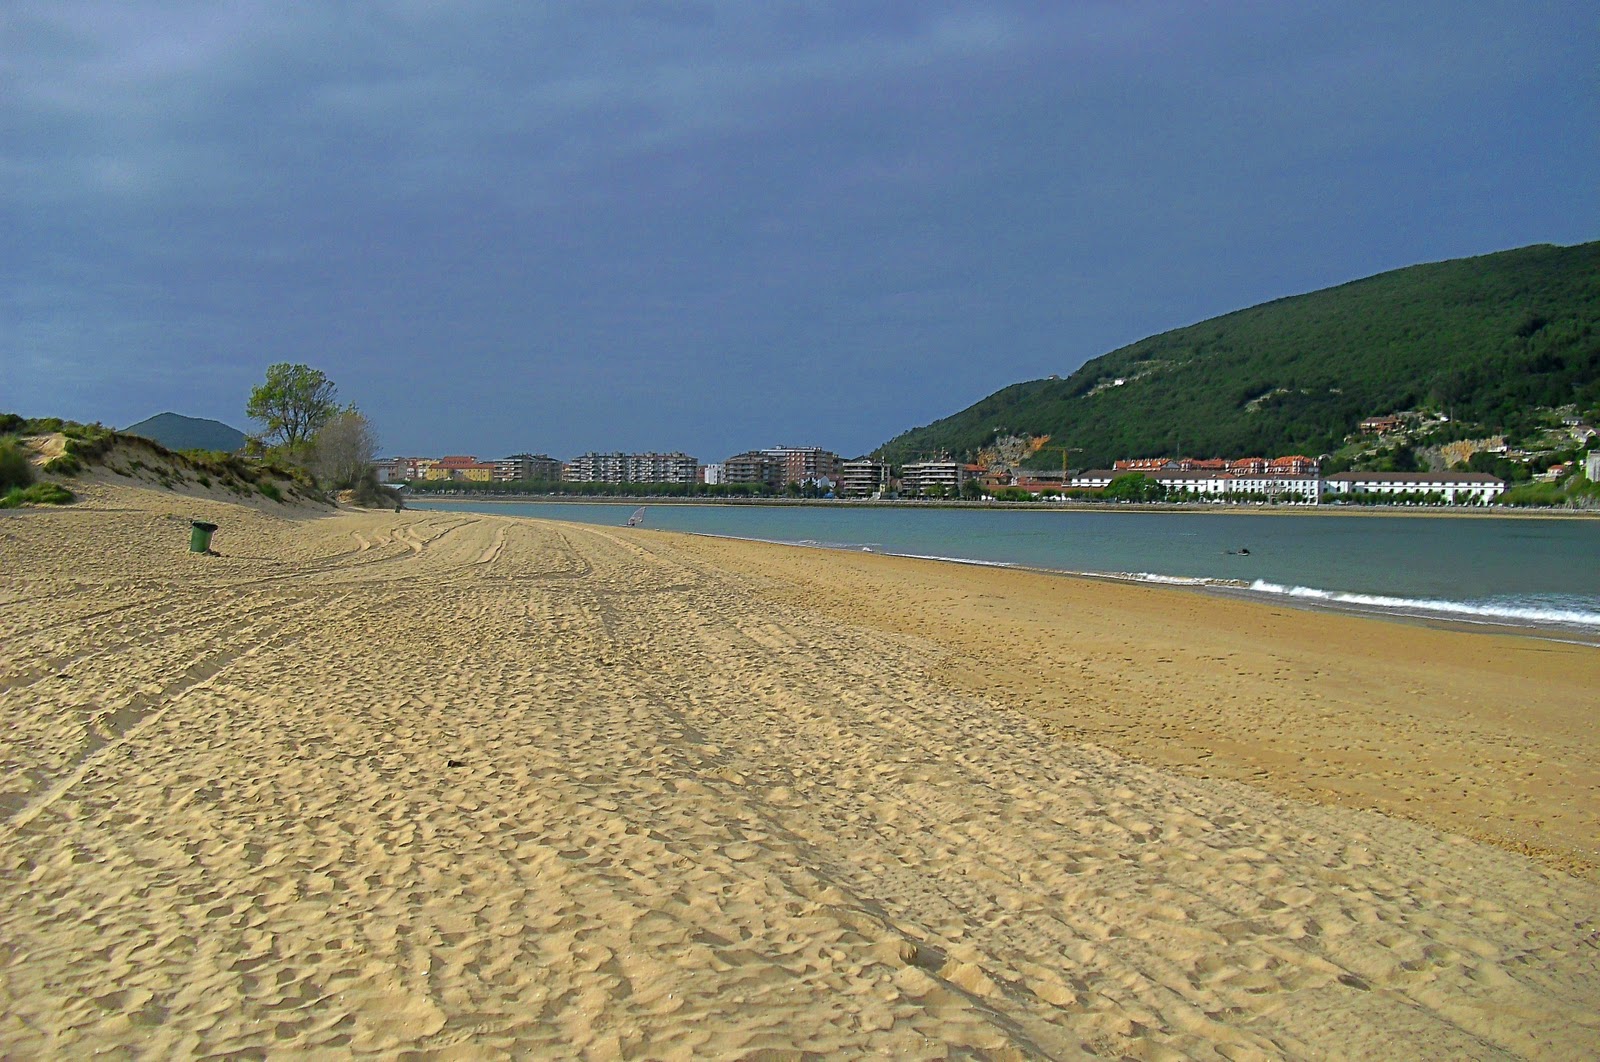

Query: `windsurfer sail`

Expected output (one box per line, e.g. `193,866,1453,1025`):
627,506,646,527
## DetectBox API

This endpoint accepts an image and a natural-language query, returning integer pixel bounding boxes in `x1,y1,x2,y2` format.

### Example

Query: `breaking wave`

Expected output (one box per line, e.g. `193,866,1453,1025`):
1245,580,1600,631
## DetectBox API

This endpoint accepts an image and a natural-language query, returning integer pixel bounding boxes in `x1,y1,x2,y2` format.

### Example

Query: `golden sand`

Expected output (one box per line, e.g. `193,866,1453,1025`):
2,476,1597,1058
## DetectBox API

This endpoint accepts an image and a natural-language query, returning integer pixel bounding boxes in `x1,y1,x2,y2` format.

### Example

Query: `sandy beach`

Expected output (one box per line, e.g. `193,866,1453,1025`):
2,474,1597,1058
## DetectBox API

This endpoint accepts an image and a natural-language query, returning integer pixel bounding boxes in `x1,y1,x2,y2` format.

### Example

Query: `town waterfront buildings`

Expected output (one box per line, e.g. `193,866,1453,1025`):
378,447,1513,505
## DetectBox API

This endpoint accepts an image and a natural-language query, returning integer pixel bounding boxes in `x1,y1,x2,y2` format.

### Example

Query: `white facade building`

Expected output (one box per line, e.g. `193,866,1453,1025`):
900,459,968,496
1321,471,1504,504
1153,470,1320,501
563,452,699,484
838,459,888,497
1066,469,1504,504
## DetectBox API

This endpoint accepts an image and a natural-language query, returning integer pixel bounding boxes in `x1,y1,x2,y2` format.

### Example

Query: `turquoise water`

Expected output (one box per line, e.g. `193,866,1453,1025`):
416,500,1600,638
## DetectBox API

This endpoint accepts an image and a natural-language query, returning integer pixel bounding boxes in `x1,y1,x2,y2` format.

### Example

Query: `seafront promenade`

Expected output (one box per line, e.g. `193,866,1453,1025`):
2,474,1596,1057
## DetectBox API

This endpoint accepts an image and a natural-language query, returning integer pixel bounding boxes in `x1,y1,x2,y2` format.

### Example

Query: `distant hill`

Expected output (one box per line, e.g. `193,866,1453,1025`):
123,412,249,454
880,242,1600,469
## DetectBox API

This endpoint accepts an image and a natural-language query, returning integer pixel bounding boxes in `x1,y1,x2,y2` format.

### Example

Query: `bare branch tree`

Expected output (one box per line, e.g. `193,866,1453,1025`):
311,408,379,490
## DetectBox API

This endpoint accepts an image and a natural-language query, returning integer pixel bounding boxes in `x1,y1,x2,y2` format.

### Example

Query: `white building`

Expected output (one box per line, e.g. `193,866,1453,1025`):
1070,470,1117,490
1586,451,1600,481
1067,468,1504,504
1155,470,1320,501
1071,469,1319,500
1321,471,1504,504
900,459,969,496
838,459,888,497
563,452,698,484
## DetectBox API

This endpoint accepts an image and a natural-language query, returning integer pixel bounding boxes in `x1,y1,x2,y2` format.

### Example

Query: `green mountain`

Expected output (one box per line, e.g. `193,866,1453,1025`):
881,242,1600,469
123,412,248,453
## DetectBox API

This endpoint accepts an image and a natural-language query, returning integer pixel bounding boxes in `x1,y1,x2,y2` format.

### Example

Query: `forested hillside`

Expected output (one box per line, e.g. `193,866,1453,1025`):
881,242,1600,469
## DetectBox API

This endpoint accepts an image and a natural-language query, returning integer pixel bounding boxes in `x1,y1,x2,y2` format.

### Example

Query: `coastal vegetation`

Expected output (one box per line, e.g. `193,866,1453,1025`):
1,422,76,507
1498,469,1600,508
0,413,314,505
245,363,397,508
881,241,1600,471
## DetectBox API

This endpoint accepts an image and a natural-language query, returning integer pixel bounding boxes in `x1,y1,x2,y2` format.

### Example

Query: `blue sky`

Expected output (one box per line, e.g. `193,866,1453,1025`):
5,2,1595,461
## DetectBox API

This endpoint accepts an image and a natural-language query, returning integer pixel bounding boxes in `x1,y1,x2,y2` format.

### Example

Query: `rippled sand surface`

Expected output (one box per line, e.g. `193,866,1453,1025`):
2,478,1596,1058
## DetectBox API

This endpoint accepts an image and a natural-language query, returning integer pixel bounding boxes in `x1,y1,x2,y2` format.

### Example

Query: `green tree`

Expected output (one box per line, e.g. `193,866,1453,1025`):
1101,473,1165,502
247,363,340,454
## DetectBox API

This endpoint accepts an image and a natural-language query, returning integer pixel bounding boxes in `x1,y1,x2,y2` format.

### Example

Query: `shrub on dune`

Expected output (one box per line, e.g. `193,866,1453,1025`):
0,482,75,508
0,436,35,492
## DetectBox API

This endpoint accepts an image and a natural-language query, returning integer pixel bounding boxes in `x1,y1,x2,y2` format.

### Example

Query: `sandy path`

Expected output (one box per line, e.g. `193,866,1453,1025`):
2,489,1597,1058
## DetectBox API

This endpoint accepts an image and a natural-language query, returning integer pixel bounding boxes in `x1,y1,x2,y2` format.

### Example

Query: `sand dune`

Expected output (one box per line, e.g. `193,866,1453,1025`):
2,481,1596,1058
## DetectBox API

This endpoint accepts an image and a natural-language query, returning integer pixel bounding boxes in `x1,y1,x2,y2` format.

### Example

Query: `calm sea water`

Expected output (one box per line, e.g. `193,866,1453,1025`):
417,500,1600,639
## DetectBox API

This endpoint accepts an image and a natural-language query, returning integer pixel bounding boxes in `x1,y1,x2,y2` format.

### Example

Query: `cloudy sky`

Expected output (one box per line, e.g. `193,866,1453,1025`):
5,2,1595,461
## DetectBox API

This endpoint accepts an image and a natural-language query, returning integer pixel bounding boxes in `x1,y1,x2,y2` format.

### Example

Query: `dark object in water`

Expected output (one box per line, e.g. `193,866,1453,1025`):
1226,547,1251,556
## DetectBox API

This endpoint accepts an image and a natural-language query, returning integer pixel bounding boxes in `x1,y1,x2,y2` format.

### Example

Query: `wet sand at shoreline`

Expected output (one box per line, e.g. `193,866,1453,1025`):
677,536,1600,877
2,478,1596,1057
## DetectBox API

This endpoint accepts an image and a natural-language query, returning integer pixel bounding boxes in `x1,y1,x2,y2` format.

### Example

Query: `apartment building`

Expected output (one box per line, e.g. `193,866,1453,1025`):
494,453,564,482
721,451,784,488
900,458,969,495
372,457,411,484
837,458,888,498
563,452,699,484
761,446,842,485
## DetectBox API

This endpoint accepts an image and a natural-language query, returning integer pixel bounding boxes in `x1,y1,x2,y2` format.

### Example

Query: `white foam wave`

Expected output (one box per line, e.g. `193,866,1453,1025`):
1247,580,1600,629
1125,573,1216,586
890,551,1016,568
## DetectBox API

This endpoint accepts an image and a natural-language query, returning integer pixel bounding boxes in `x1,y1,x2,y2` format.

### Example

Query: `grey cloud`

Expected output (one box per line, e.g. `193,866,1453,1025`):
3,1,1594,456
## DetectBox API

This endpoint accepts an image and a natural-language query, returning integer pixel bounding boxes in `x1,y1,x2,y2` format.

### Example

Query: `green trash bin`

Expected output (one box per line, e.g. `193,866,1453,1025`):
189,521,218,553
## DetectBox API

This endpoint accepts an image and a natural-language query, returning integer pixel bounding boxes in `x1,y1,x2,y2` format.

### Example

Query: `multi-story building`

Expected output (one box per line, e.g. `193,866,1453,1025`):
494,453,563,482
1360,415,1403,435
1070,466,1504,504
562,452,699,484
1109,455,1317,476
761,446,842,486
1268,455,1319,476
426,455,496,482
372,457,411,484
721,451,784,488
1321,472,1504,504
900,458,969,496
838,458,888,498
